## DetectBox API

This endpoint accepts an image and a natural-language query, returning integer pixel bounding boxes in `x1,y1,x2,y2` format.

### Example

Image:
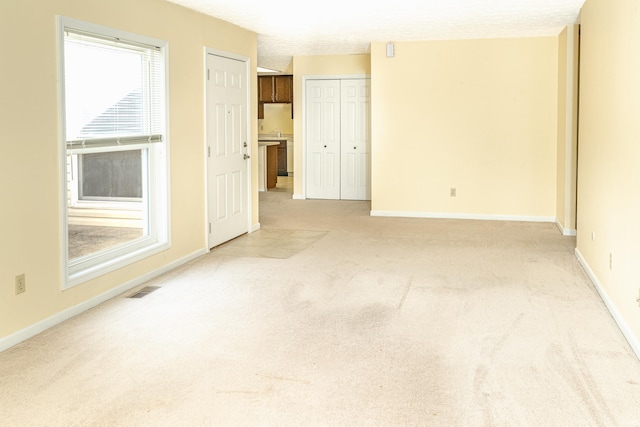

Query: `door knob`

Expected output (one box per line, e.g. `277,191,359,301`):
243,154,250,160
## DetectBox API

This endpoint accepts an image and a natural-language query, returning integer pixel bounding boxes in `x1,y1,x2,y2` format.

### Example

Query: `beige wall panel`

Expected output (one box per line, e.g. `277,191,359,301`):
577,0,640,348
261,104,294,135
556,28,569,228
370,38,558,218
556,25,580,236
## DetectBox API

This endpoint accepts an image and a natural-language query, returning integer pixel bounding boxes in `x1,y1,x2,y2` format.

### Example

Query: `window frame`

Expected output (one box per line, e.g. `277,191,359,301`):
58,17,170,289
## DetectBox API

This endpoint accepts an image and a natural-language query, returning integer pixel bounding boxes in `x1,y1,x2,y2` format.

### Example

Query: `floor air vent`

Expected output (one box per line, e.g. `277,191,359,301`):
127,286,160,298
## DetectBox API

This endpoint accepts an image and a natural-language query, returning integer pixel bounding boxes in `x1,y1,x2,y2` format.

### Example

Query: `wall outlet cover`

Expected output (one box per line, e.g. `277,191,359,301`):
15,274,26,295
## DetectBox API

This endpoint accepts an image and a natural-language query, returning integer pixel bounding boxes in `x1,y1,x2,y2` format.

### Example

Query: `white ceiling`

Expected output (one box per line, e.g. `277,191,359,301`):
167,0,585,72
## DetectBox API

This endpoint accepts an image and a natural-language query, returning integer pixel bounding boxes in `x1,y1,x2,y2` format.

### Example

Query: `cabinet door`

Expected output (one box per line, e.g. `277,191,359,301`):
258,76,274,102
274,75,292,102
266,145,278,188
277,141,288,176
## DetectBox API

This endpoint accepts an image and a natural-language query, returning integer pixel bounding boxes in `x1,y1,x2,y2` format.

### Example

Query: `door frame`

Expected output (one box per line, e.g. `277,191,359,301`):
204,48,253,248
301,74,370,199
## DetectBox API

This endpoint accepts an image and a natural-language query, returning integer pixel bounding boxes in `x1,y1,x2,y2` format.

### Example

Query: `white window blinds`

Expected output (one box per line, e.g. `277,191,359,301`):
64,29,163,148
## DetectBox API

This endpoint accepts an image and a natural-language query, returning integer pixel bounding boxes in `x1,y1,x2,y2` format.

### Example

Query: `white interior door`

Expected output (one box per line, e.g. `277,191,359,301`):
305,79,341,200
340,79,371,201
206,53,249,248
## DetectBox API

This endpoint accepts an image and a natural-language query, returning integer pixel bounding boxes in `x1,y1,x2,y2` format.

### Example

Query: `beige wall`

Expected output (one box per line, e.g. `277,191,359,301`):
577,0,640,350
292,54,371,196
556,28,569,229
0,0,257,340
370,38,558,218
259,103,293,135
555,26,579,235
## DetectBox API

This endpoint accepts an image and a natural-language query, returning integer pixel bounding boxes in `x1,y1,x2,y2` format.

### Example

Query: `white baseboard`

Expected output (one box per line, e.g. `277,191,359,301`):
555,219,577,236
251,223,261,232
370,210,555,223
575,248,640,361
292,194,305,200
0,248,208,353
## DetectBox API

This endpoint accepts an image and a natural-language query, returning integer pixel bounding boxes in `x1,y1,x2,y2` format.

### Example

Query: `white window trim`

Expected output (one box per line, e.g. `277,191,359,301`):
57,16,171,289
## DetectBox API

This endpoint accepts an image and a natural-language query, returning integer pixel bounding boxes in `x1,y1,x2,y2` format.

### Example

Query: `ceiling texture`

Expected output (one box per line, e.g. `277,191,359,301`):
167,0,586,72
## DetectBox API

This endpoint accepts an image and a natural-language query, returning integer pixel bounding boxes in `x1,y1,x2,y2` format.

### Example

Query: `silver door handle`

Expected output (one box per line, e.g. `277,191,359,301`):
243,154,250,160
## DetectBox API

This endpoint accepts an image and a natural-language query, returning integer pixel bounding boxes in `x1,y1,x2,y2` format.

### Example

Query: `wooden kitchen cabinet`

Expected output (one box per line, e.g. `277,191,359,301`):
258,76,274,103
258,75,292,103
274,75,292,102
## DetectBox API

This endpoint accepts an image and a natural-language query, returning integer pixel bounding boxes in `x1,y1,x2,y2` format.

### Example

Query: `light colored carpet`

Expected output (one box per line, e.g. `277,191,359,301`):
1,188,640,426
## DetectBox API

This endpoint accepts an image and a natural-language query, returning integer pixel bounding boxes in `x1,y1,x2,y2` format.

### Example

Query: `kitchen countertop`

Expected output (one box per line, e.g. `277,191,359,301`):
258,134,293,142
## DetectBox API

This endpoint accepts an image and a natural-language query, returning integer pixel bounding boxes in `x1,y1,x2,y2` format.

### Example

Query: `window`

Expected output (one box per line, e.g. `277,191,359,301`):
59,18,169,287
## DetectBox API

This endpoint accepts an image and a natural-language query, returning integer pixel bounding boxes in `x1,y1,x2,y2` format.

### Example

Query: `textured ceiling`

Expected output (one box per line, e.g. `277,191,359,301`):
167,0,585,72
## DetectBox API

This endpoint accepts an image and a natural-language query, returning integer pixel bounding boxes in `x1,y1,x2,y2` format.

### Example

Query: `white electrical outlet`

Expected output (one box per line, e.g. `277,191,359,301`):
609,253,613,270
15,274,26,295
450,188,457,197
592,232,596,241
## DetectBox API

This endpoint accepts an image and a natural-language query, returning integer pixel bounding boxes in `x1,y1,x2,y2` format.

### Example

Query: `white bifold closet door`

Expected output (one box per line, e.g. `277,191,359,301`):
306,79,341,200
340,79,371,201
305,78,370,200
